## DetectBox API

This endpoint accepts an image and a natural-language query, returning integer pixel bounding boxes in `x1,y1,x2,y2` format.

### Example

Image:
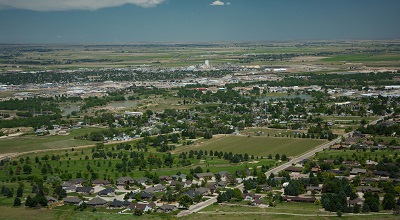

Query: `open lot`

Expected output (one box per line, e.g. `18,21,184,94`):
0,127,103,154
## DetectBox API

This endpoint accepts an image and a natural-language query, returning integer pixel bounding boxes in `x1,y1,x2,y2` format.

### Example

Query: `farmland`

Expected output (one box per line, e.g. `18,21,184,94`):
174,135,327,157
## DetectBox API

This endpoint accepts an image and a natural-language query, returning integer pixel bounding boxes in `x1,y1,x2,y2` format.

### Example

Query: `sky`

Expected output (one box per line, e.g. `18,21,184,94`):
0,0,399,43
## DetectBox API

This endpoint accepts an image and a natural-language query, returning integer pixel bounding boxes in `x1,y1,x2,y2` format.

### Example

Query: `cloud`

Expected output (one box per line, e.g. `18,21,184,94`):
210,0,225,6
0,0,166,11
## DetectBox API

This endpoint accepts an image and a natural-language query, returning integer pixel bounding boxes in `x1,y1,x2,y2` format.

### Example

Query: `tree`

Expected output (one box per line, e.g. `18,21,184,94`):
362,203,370,213
194,166,203,173
233,188,243,201
23,164,32,174
13,197,22,206
215,173,222,182
17,187,23,197
25,196,34,207
382,192,396,210
353,204,360,213
134,209,144,216
54,185,67,199
178,194,193,209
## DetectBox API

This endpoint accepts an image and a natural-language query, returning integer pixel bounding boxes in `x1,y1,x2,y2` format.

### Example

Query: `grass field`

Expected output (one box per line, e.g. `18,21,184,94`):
187,203,398,220
0,127,104,154
315,148,398,162
241,127,305,137
174,135,326,157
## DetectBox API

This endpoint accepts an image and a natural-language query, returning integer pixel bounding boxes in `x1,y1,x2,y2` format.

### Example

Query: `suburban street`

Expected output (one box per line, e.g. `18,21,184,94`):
177,116,385,217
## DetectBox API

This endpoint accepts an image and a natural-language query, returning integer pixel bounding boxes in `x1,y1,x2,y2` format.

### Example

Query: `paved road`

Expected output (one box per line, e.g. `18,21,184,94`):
177,116,386,218
177,183,244,217
264,135,346,177
177,196,218,217
264,116,384,177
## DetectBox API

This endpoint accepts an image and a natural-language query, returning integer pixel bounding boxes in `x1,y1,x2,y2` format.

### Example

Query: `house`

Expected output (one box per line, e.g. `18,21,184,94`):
144,185,166,194
284,166,303,173
182,190,196,198
129,202,156,212
348,198,364,207
342,161,360,166
389,146,400,150
235,169,251,177
138,192,154,200
92,179,110,186
283,196,316,203
216,171,231,180
354,144,367,150
109,200,130,208
290,173,309,180
365,160,378,165
116,177,133,186
195,187,210,196
64,185,77,193
98,187,115,196
46,196,58,205
331,144,344,150
158,204,177,213
194,173,214,180
350,168,367,175
76,186,94,194
306,186,322,193
353,131,365,138
356,186,381,193
373,170,390,177
243,192,255,201
311,167,320,173
134,177,150,185
171,174,187,181
87,197,108,207
63,196,83,206
159,176,172,182
260,185,272,192
252,199,262,206
327,169,345,174
206,184,216,194
215,181,227,188
71,178,85,185
170,180,191,188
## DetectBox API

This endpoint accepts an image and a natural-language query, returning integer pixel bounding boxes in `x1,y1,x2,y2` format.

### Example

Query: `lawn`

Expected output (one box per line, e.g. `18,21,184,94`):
0,127,104,154
174,135,327,157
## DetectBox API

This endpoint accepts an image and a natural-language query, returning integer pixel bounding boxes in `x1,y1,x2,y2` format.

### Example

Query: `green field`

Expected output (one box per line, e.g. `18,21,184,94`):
0,127,104,154
175,135,326,157
186,203,398,220
315,148,398,162
322,54,400,62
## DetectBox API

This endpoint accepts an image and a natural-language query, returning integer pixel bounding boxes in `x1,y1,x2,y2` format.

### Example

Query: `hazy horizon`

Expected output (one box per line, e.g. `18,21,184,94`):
1,0,399,44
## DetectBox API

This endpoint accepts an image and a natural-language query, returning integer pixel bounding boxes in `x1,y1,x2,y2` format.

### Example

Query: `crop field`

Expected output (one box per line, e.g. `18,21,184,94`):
0,127,104,154
175,135,326,157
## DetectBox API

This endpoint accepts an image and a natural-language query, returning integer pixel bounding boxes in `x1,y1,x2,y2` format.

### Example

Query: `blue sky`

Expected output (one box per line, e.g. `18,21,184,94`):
0,0,399,43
